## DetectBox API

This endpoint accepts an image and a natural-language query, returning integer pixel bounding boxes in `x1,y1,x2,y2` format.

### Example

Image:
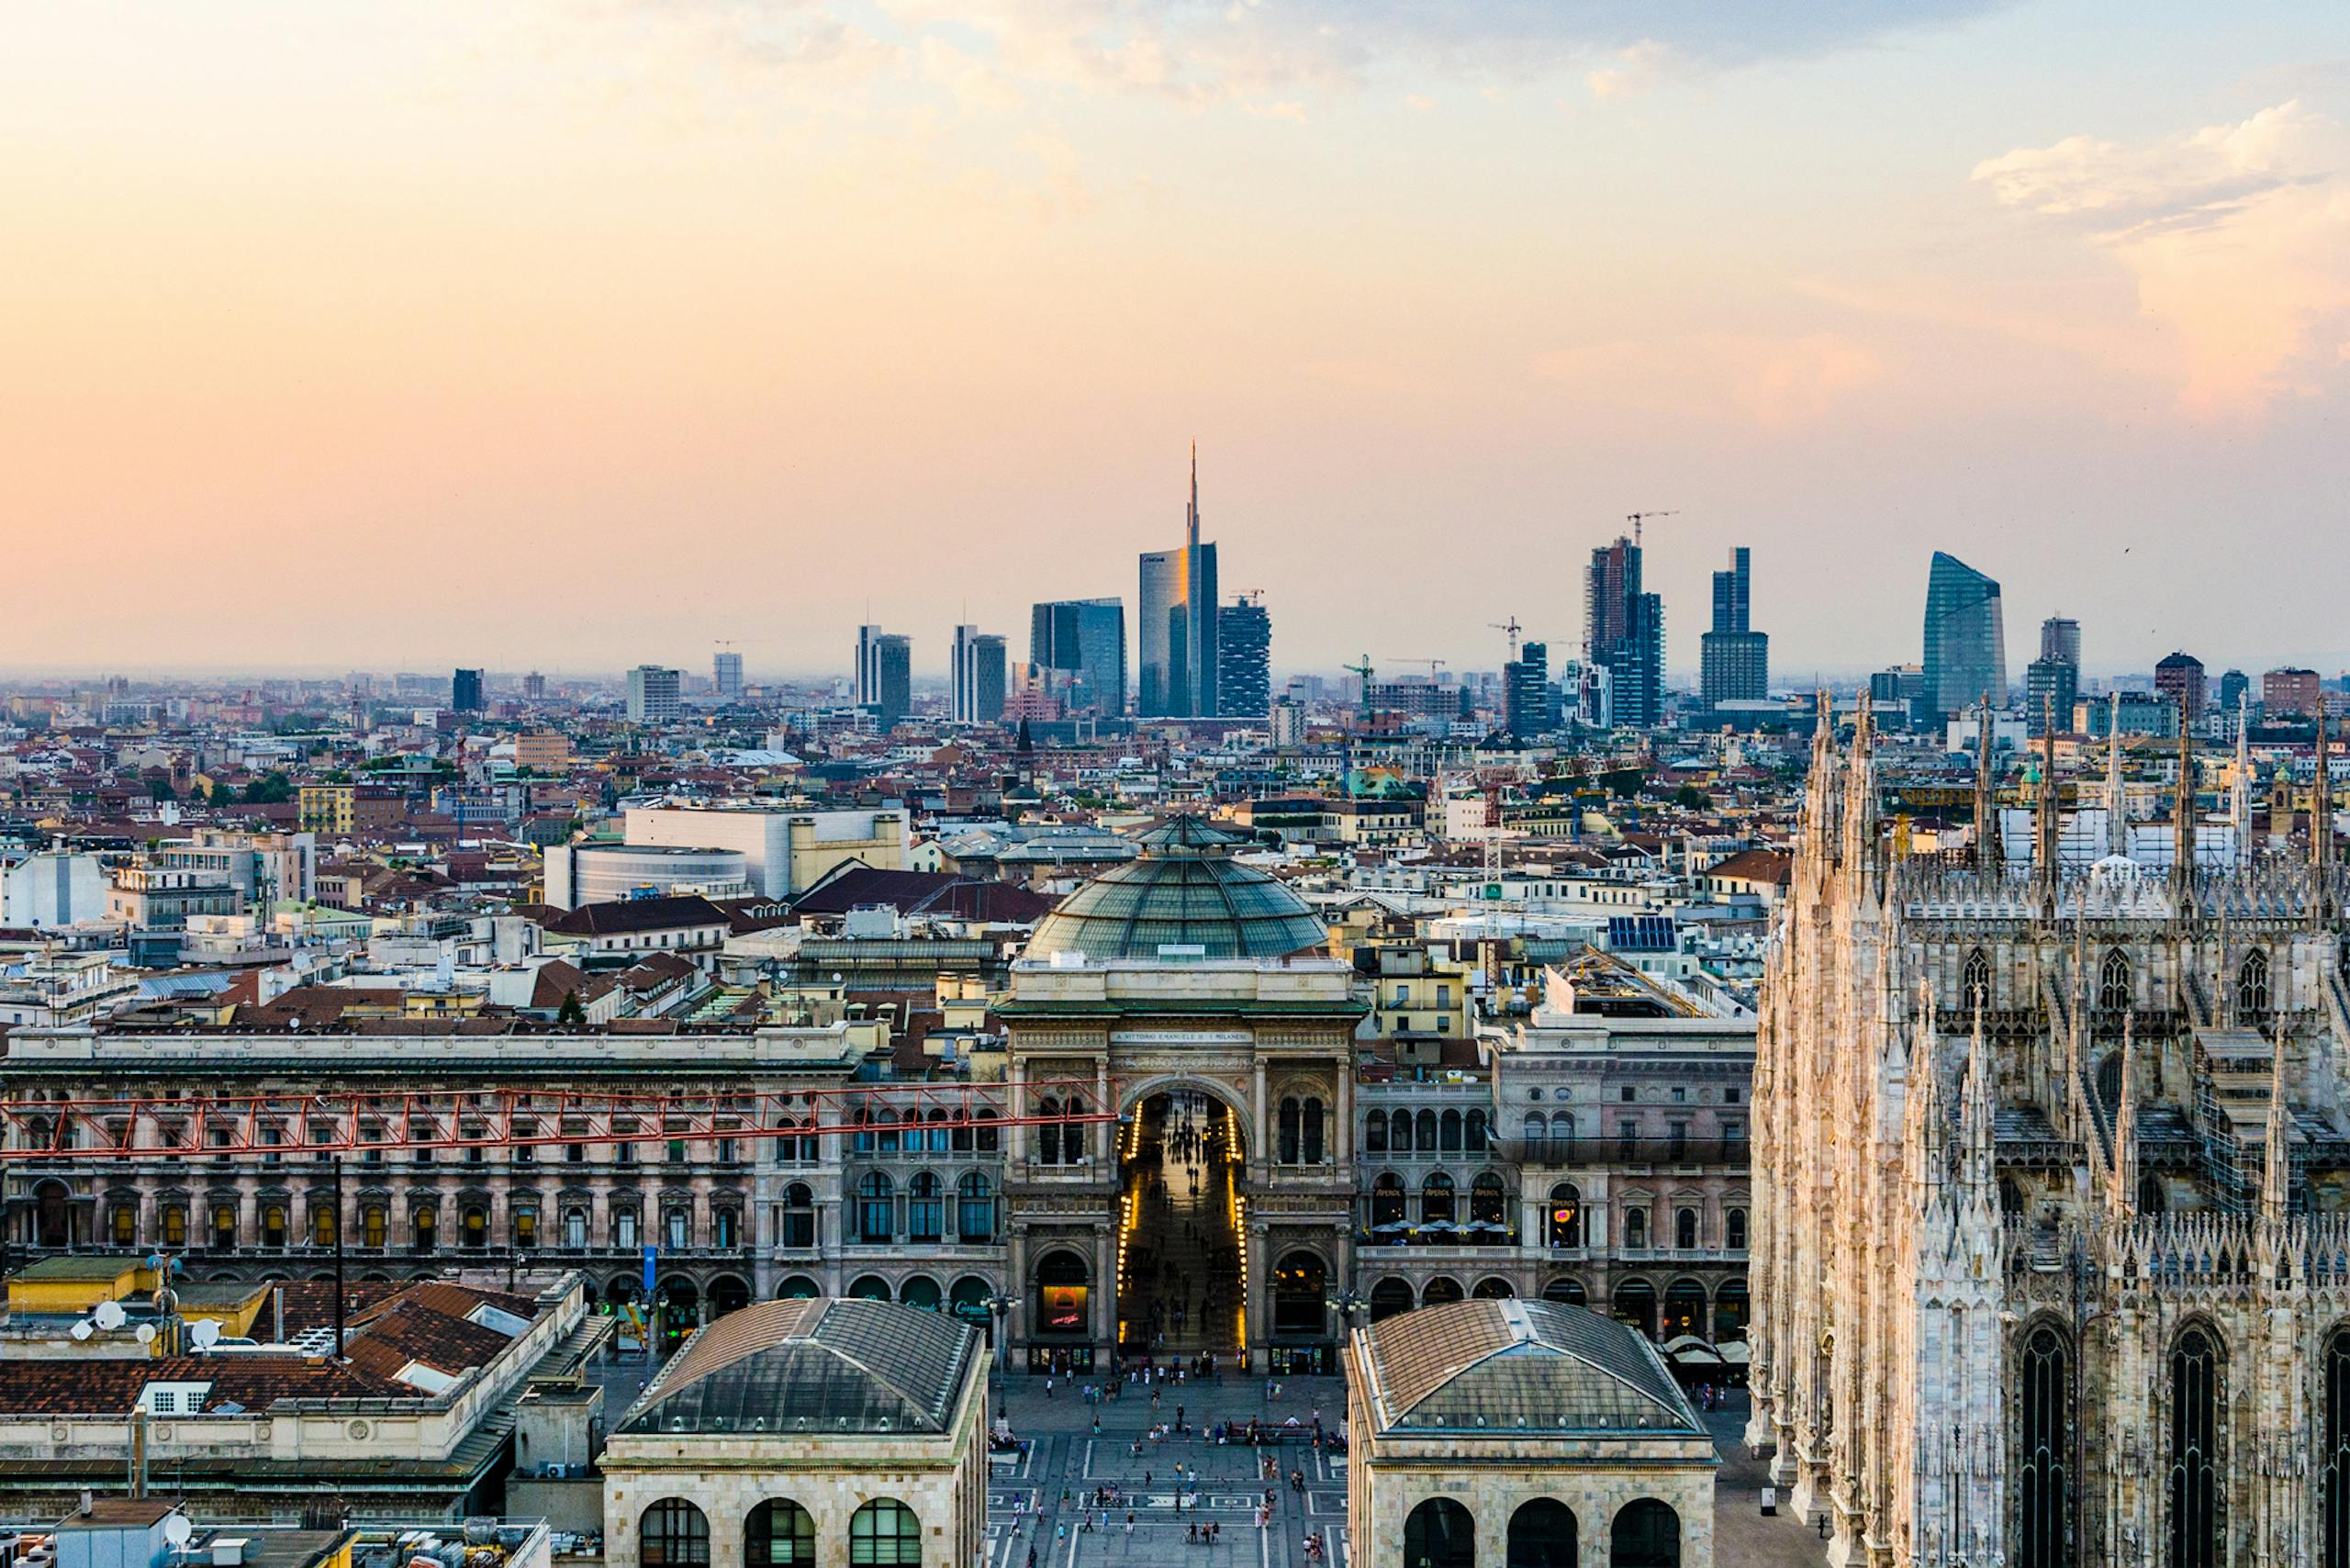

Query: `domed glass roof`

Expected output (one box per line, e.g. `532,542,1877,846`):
1022,816,1327,961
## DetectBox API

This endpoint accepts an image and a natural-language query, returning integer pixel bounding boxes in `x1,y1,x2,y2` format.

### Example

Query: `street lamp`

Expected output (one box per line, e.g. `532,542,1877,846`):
987,1293,1020,1413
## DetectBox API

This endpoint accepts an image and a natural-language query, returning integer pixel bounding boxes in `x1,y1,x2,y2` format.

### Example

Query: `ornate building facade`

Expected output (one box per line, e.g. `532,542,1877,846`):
1749,699,2350,1567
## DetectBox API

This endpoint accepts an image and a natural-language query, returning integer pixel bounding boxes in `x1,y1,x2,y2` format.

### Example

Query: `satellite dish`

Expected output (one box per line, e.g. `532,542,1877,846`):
71,1321,94,1340
95,1300,129,1330
191,1319,222,1349
136,1324,159,1345
163,1518,195,1547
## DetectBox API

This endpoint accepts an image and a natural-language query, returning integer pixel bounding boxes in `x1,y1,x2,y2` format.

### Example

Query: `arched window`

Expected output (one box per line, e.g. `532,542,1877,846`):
313,1205,337,1248
2019,1325,2072,1568
1365,1113,1388,1154
1439,1109,1463,1152
462,1204,488,1249
2100,948,2132,1014
640,1500,711,1568
782,1183,815,1249
413,1205,439,1251
2322,1329,2350,1568
1279,1097,1301,1164
1506,1499,1576,1568
1303,1098,1326,1163
925,1107,951,1153
2098,1053,2124,1109
1549,1184,1583,1249
745,1501,813,1568
562,1206,586,1249
161,1203,187,1249
711,1208,737,1250
1623,1206,1649,1250
1999,1177,2026,1217
1662,1279,1707,1338
1610,1500,1680,1568
1416,1110,1438,1153
907,1172,944,1243
1525,1113,1547,1154
110,1203,136,1246
1038,1097,1063,1165
1464,1109,1488,1153
957,1172,994,1242
1393,1110,1415,1154
263,1204,287,1248
1371,1174,1406,1228
1714,1279,1750,1340
2169,1327,2221,1568
847,1273,891,1302
900,1275,942,1311
1469,1173,1507,1232
848,1501,922,1567
2139,1176,2167,1215
1404,1498,1474,1568
1674,1207,1699,1250
1421,1276,1463,1307
974,1108,1001,1154
1725,1206,1748,1250
857,1173,894,1243
1550,1112,1575,1159
364,1204,388,1249
1964,947,1992,1011
1421,1172,1456,1226
2238,948,2271,1018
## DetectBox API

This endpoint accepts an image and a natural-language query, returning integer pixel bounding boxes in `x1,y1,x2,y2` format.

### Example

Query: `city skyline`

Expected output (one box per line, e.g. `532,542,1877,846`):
6,5,2347,677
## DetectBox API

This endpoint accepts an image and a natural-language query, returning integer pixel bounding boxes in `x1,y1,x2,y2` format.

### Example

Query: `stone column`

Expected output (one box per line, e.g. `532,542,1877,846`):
1253,1057,1270,1169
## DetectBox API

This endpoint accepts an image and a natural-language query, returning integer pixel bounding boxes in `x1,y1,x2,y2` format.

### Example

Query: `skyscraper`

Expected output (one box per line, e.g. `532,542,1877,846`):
2155,651,2207,722
1586,536,1663,728
625,664,680,723
451,667,485,713
1137,447,1219,718
1699,546,1768,709
522,671,546,702
1919,551,2007,722
1029,599,1128,715
1215,594,1271,718
1504,641,1551,737
2039,615,2081,666
855,626,912,729
712,650,744,704
952,625,1006,724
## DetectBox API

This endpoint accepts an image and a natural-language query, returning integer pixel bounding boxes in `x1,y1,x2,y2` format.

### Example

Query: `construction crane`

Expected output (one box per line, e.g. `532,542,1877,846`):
1489,618,1522,662
1386,657,1447,681
1343,655,1376,722
1626,510,1677,547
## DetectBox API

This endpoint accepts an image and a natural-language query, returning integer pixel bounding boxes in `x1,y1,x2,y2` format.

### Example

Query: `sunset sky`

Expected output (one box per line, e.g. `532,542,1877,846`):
6,1,2347,681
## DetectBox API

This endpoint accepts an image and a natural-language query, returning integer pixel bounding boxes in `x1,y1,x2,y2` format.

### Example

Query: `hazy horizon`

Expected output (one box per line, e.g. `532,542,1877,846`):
7,2,2346,678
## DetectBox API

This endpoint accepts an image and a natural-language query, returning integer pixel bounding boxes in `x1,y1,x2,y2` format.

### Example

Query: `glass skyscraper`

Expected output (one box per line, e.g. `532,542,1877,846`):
1586,536,1663,728
1030,598,1127,715
1215,595,1271,718
1699,546,1768,709
1137,448,1219,717
1920,551,2007,722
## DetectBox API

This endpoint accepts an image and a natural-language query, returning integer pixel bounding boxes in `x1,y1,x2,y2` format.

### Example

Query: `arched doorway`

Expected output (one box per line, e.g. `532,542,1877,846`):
776,1275,822,1300
949,1275,993,1327
900,1274,943,1312
655,1278,700,1350
1610,1500,1679,1567
1473,1276,1515,1300
1369,1277,1416,1322
640,1499,710,1568
1662,1279,1707,1339
1612,1280,1657,1338
1035,1249,1091,1362
744,1500,812,1568
1116,1085,1247,1356
1543,1276,1587,1306
1421,1276,1464,1307
1271,1251,1327,1337
709,1274,752,1318
847,1273,891,1302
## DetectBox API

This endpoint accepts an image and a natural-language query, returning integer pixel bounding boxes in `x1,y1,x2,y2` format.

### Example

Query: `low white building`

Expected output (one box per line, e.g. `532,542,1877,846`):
1345,1298,1717,1568
601,1297,989,1568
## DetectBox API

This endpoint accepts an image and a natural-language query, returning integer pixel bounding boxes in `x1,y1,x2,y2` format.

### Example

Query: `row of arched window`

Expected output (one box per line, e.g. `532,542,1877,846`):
2012,1321,2350,1568
848,1107,1000,1157
1957,945,2273,1020
849,1172,997,1245
641,1496,922,1568
1364,1273,1747,1343
1366,1176,1745,1253
1364,1107,1491,1157
1276,1097,1326,1164
102,1192,744,1254
1402,1494,1680,1568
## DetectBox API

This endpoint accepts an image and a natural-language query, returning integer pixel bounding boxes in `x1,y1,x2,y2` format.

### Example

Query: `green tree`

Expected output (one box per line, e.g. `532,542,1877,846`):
243,772,294,804
1673,784,1711,810
556,990,587,1025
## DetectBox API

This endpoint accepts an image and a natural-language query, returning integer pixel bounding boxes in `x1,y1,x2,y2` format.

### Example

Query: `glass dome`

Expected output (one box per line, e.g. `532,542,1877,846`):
1022,816,1327,961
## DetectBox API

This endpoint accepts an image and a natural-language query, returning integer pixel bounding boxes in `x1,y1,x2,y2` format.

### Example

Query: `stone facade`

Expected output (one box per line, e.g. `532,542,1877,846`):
1749,700,2350,1567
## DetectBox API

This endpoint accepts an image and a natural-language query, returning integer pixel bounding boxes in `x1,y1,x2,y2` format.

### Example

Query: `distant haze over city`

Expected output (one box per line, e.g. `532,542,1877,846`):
6,4,2346,677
